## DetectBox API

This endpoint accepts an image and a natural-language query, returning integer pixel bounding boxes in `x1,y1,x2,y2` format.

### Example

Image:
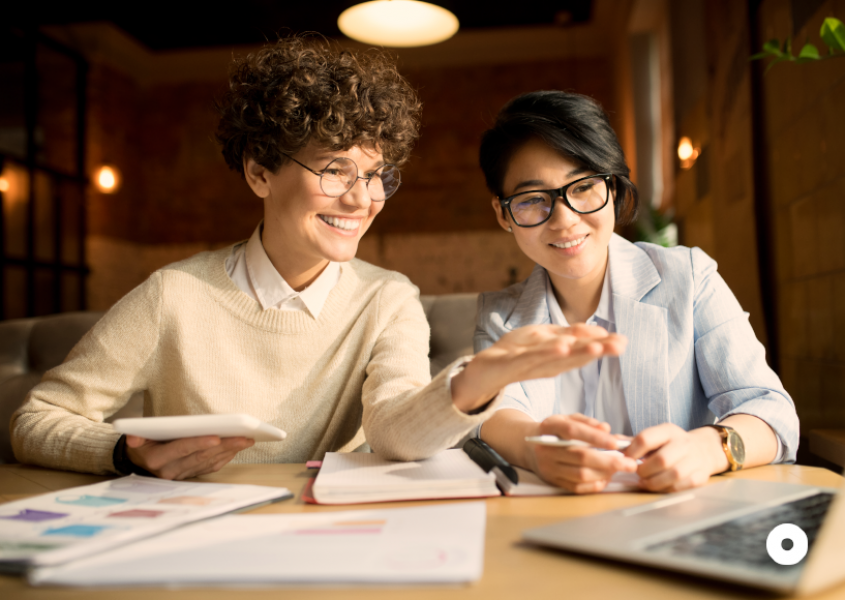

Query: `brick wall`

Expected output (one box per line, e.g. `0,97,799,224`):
86,65,257,246
82,46,618,308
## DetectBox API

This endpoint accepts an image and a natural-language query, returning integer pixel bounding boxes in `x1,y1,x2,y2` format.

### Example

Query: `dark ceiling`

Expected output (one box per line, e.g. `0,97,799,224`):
11,1,593,51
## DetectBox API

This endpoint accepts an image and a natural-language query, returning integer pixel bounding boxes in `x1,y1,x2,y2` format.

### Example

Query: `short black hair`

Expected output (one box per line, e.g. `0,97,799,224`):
479,90,638,225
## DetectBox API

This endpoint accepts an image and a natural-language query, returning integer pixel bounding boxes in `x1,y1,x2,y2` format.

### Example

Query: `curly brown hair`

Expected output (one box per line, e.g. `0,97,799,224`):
216,36,421,176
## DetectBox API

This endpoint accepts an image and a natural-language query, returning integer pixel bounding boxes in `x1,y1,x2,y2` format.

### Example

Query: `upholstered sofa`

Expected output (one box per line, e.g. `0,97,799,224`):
0,293,478,464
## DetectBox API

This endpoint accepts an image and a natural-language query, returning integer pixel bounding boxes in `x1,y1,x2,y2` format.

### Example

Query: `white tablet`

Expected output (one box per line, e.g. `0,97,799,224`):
112,414,287,442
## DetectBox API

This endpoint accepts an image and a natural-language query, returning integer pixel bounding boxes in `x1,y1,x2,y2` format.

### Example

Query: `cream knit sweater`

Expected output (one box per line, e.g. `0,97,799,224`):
12,248,497,474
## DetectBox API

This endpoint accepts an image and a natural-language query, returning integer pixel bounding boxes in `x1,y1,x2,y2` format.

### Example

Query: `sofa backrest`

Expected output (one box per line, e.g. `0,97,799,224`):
0,293,479,464
0,312,105,464
419,293,479,376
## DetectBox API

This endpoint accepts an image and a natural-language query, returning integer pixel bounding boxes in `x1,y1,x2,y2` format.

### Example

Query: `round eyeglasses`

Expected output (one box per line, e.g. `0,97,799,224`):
284,154,401,201
499,174,613,227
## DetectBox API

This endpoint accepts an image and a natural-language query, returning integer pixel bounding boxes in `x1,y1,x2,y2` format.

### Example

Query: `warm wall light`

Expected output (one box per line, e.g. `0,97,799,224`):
678,137,694,160
677,136,700,169
338,0,459,47
94,165,122,193
0,163,27,206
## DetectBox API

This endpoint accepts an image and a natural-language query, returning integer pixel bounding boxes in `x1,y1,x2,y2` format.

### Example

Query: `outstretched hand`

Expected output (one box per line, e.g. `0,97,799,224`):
125,434,254,480
451,324,627,412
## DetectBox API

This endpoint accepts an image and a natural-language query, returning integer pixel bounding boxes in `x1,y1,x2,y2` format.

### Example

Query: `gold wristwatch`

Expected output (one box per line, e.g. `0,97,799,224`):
707,424,746,472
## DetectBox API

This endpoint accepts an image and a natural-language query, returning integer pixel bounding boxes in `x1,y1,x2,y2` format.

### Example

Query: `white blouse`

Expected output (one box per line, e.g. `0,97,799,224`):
225,223,340,318
544,264,632,436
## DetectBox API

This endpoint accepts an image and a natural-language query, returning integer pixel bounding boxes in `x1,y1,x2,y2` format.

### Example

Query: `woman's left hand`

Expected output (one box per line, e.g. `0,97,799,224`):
451,323,627,413
624,423,728,492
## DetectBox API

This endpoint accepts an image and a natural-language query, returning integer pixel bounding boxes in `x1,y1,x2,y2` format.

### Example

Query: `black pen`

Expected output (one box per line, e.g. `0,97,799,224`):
463,438,519,484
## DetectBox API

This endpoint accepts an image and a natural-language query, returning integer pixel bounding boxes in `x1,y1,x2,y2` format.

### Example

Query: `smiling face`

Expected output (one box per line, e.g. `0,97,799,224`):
493,138,615,290
245,142,386,290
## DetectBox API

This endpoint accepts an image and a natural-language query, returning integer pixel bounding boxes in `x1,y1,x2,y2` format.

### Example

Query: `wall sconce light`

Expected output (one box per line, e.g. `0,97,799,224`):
677,136,700,170
0,164,27,205
338,0,459,47
94,165,122,194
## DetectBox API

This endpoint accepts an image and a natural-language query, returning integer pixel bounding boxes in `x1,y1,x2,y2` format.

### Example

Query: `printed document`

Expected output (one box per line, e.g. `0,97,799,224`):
30,502,486,586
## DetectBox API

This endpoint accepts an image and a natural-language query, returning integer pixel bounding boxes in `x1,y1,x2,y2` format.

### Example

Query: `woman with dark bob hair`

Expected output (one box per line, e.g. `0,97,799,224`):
474,90,798,493
12,40,623,480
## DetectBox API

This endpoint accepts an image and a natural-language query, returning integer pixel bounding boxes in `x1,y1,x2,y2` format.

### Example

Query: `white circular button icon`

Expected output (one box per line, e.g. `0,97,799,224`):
766,523,809,566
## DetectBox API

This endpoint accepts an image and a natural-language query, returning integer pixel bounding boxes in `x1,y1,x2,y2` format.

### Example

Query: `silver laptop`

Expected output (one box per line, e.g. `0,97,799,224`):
523,477,845,595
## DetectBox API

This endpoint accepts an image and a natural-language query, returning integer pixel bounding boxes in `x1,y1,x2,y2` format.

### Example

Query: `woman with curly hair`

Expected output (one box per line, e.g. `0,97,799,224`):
12,38,624,480
473,90,798,494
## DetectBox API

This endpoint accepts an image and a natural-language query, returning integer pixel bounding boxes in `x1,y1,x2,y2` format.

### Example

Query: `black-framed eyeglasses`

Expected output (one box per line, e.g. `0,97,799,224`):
499,174,613,228
284,154,401,201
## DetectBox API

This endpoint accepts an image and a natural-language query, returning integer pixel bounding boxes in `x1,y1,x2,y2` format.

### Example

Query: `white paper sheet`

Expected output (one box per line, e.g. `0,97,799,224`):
30,502,487,586
500,467,641,496
0,474,291,568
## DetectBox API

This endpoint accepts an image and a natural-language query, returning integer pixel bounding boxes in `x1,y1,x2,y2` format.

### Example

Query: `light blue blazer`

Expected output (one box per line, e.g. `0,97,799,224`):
474,233,799,462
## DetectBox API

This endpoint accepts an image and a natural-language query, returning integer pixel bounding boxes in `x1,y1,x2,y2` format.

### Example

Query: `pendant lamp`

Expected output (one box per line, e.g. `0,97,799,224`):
338,0,459,47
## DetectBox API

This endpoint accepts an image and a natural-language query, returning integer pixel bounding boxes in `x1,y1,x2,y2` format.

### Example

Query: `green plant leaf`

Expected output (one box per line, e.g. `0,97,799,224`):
796,43,821,62
763,39,781,53
751,49,780,60
765,55,790,73
751,39,787,61
820,17,845,52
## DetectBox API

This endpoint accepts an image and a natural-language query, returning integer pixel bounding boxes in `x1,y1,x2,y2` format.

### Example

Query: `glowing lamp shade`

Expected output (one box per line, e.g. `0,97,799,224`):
677,137,694,161
677,136,700,170
338,1,459,47
94,165,121,194
0,177,9,193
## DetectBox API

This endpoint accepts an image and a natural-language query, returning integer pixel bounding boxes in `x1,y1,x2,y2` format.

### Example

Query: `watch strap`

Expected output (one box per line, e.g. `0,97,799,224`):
112,434,155,477
707,424,741,472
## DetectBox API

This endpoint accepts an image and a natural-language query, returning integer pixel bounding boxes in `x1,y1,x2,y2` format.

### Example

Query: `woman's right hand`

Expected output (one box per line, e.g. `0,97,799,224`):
125,435,254,480
526,414,638,494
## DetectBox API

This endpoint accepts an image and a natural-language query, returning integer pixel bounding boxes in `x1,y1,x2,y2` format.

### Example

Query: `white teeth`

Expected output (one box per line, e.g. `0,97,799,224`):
551,236,586,249
320,215,358,231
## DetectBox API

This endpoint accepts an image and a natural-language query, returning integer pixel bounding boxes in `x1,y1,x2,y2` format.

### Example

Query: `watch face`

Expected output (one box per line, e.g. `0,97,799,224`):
727,430,746,466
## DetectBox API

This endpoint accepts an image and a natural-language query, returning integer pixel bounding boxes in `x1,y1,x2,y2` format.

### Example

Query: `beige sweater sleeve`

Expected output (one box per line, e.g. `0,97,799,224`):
361,280,501,461
11,273,163,474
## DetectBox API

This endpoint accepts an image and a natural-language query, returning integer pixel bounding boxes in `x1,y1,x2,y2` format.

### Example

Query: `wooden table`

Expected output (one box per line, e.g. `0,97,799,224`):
1,463,843,599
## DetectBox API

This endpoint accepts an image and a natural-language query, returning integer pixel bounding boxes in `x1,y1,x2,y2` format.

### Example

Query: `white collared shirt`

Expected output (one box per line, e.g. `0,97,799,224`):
225,223,340,318
545,264,632,436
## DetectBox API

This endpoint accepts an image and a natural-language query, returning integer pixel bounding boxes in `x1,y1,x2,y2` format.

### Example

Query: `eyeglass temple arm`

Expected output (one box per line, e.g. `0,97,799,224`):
283,154,321,176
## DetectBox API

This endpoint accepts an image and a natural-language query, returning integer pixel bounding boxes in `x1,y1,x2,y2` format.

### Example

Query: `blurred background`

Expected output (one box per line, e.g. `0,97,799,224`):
1,0,844,452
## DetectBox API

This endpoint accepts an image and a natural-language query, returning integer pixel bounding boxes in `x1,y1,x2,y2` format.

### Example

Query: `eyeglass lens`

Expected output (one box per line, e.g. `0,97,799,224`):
319,157,400,201
510,176,608,226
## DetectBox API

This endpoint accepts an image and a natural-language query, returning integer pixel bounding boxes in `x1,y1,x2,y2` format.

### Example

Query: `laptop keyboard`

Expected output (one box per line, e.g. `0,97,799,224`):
646,492,835,571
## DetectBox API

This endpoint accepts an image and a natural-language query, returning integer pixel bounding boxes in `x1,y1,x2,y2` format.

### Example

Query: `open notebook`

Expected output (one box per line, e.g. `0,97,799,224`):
307,447,639,505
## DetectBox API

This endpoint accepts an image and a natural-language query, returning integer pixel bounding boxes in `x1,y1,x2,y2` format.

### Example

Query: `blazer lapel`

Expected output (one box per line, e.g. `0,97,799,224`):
609,235,670,433
506,265,555,411
504,264,551,330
